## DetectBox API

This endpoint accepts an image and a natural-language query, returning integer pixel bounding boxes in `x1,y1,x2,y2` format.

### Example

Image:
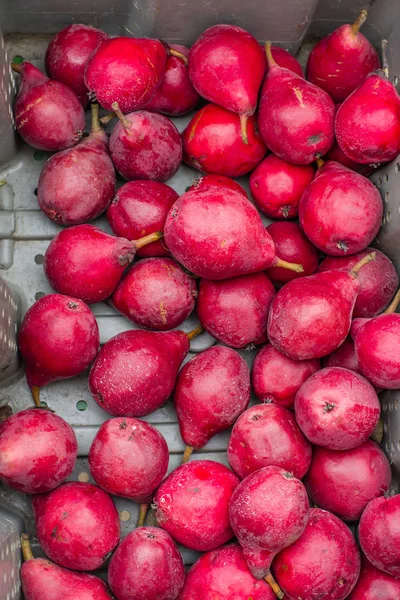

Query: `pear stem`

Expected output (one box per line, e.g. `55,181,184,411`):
240,114,249,145
350,252,376,275
31,385,41,408
90,103,101,133
273,257,304,273
381,39,389,79
21,534,34,562
384,288,400,314
111,102,130,129
11,62,22,74
187,325,203,341
133,231,163,249
182,445,194,463
169,47,189,66
264,571,284,599
265,41,277,68
137,503,149,527
351,10,368,35
316,157,325,168
100,112,116,125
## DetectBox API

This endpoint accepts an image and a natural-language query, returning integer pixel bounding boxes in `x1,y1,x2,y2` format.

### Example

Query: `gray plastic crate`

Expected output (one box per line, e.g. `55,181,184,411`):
1,1,400,597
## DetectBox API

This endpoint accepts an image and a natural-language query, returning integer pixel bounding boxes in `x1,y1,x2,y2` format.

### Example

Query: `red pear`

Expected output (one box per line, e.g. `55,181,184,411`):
164,186,303,280
177,544,275,600
145,44,199,115
88,417,169,527
37,104,115,225
258,42,335,164
353,289,400,388
12,61,85,151
89,327,201,417
274,508,360,600
197,273,276,348
107,180,178,257
182,104,266,177
112,257,196,330
45,24,109,106
109,106,182,181
323,336,362,374
188,174,247,196
307,10,380,103
228,404,312,480
299,161,382,256
44,224,162,304
229,465,309,597
188,25,265,143
294,367,380,450
305,441,391,521
348,556,400,599
267,253,375,360
359,494,400,578
266,222,319,285
33,482,120,571
325,140,375,176
335,41,400,164
108,528,185,600
319,249,398,317
174,346,250,461
269,47,303,77
154,460,239,551
0,409,77,494
21,534,113,600
249,155,315,219
252,344,320,409
84,37,167,112
18,293,99,405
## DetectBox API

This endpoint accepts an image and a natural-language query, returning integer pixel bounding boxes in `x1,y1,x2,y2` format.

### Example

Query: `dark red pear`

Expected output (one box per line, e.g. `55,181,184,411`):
84,37,167,112
182,103,266,177
89,326,202,417
107,180,178,257
274,508,360,600
188,174,247,197
21,534,113,600
258,42,335,164
325,140,375,176
252,344,320,409
112,257,196,330
229,465,309,598
267,253,376,360
37,103,115,225
18,293,99,406
323,336,362,374
108,528,185,600
228,404,312,480
299,161,382,256
307,10,380,103
45,24,109,106
269,47,303,77
335,40,400,164
348,556,400,600
32,482,120,571
319,248,398,317
188,24,266,143
164,186,303,280
145,44,199,115
174,345,250,462
109,105,182,181
197,273,276,348
88,417,169,527
44,224,163,304
266,222,319,285
12,61,85,151
0,409,77,494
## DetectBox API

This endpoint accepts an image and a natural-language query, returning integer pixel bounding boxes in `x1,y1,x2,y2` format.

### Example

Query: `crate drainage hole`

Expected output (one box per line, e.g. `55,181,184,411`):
35,292,45,301
385,191,390,203
396,162,400,173
34,254,44,264
385,172,389,182
76,400,87,411
119,510,131,522
78,472,90,482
